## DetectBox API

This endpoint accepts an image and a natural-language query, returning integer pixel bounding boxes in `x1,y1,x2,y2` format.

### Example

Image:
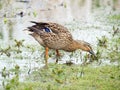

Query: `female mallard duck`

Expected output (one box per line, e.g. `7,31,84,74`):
27,21,95,67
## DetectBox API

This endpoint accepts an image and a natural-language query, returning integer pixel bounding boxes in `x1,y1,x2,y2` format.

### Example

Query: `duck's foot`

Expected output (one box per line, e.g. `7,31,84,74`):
44,47,49,69
55,55,61,64
55,50,61,64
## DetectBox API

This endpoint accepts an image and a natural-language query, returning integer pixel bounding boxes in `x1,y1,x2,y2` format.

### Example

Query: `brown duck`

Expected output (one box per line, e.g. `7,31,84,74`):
27,21,95,67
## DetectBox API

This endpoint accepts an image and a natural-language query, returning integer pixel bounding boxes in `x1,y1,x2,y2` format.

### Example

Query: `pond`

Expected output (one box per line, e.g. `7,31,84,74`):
0,0,120,89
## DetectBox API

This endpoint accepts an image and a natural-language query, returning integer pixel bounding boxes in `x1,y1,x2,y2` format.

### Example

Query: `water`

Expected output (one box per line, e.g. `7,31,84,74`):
0,0,120,89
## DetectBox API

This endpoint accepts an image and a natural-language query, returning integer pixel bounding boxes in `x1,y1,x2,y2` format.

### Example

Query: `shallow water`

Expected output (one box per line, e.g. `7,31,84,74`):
0,19,115,85
0,0,120,89
0,20,118,89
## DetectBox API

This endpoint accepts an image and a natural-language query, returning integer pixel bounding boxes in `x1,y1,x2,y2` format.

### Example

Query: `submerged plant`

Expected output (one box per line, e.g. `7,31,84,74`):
1,67,10,79
0,46,11,57
2,65,20,90
14,39,24,48
1,67,10,88
65,61,74,66
112,26,119,37
3,17,8,24
97,36,108,48
106,37,120,62
14,39,24,53
33,11,37,17
109,26,120,37
5,75,19,90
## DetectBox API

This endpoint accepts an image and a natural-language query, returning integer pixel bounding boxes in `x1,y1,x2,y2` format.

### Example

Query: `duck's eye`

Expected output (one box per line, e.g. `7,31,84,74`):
44,27,51,32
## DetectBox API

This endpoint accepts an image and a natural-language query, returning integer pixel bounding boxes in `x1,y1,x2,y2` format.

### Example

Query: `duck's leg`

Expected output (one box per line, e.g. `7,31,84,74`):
45,47,49,67
56,49,60,63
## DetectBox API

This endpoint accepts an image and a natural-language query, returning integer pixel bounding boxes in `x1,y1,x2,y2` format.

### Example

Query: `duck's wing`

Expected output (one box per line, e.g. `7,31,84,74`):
28,21,72,38
27,21,73,49
30,21,70,34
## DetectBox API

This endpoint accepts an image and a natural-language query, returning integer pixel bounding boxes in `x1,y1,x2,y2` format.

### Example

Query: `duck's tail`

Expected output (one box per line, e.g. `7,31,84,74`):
27,26,42,35
26,21,45,34
30,21,48,26
30,21,39,24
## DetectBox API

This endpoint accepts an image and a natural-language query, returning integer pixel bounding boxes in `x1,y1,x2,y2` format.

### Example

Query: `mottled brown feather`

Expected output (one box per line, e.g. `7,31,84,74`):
28,22,72,50
27,21,95,55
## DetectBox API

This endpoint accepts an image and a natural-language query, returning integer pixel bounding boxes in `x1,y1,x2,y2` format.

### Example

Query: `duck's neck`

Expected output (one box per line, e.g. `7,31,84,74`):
63,40,92,52
63,40,82,52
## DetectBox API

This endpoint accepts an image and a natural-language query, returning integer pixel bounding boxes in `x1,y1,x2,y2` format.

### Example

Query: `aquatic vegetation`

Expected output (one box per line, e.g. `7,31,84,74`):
32,11,37,17
0,46,11,57
65,60,74,66
109,26,120,37
0,0,120,90
3,64,120,90
1,65,20,90
93,0,101,8
14,39,24,48
14,39,24,53
97,36,108,48
94,49,102,61
1,67,10,79
0,32,3,39
109,14,120,20
106,37,120,62
3,18,8,24
0,2,2,10
5,75,19,90
109,28,120,62
0,39,25,57
96,25,120,63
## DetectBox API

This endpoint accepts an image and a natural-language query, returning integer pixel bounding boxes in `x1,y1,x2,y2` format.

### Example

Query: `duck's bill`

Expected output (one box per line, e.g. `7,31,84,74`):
89,50,95,56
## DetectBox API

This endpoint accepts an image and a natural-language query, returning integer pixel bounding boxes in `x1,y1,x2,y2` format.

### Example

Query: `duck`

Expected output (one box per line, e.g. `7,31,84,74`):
27,21,95,67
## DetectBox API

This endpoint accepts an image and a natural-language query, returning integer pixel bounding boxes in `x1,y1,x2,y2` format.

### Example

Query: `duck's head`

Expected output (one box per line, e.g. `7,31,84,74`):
75,40,95,56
